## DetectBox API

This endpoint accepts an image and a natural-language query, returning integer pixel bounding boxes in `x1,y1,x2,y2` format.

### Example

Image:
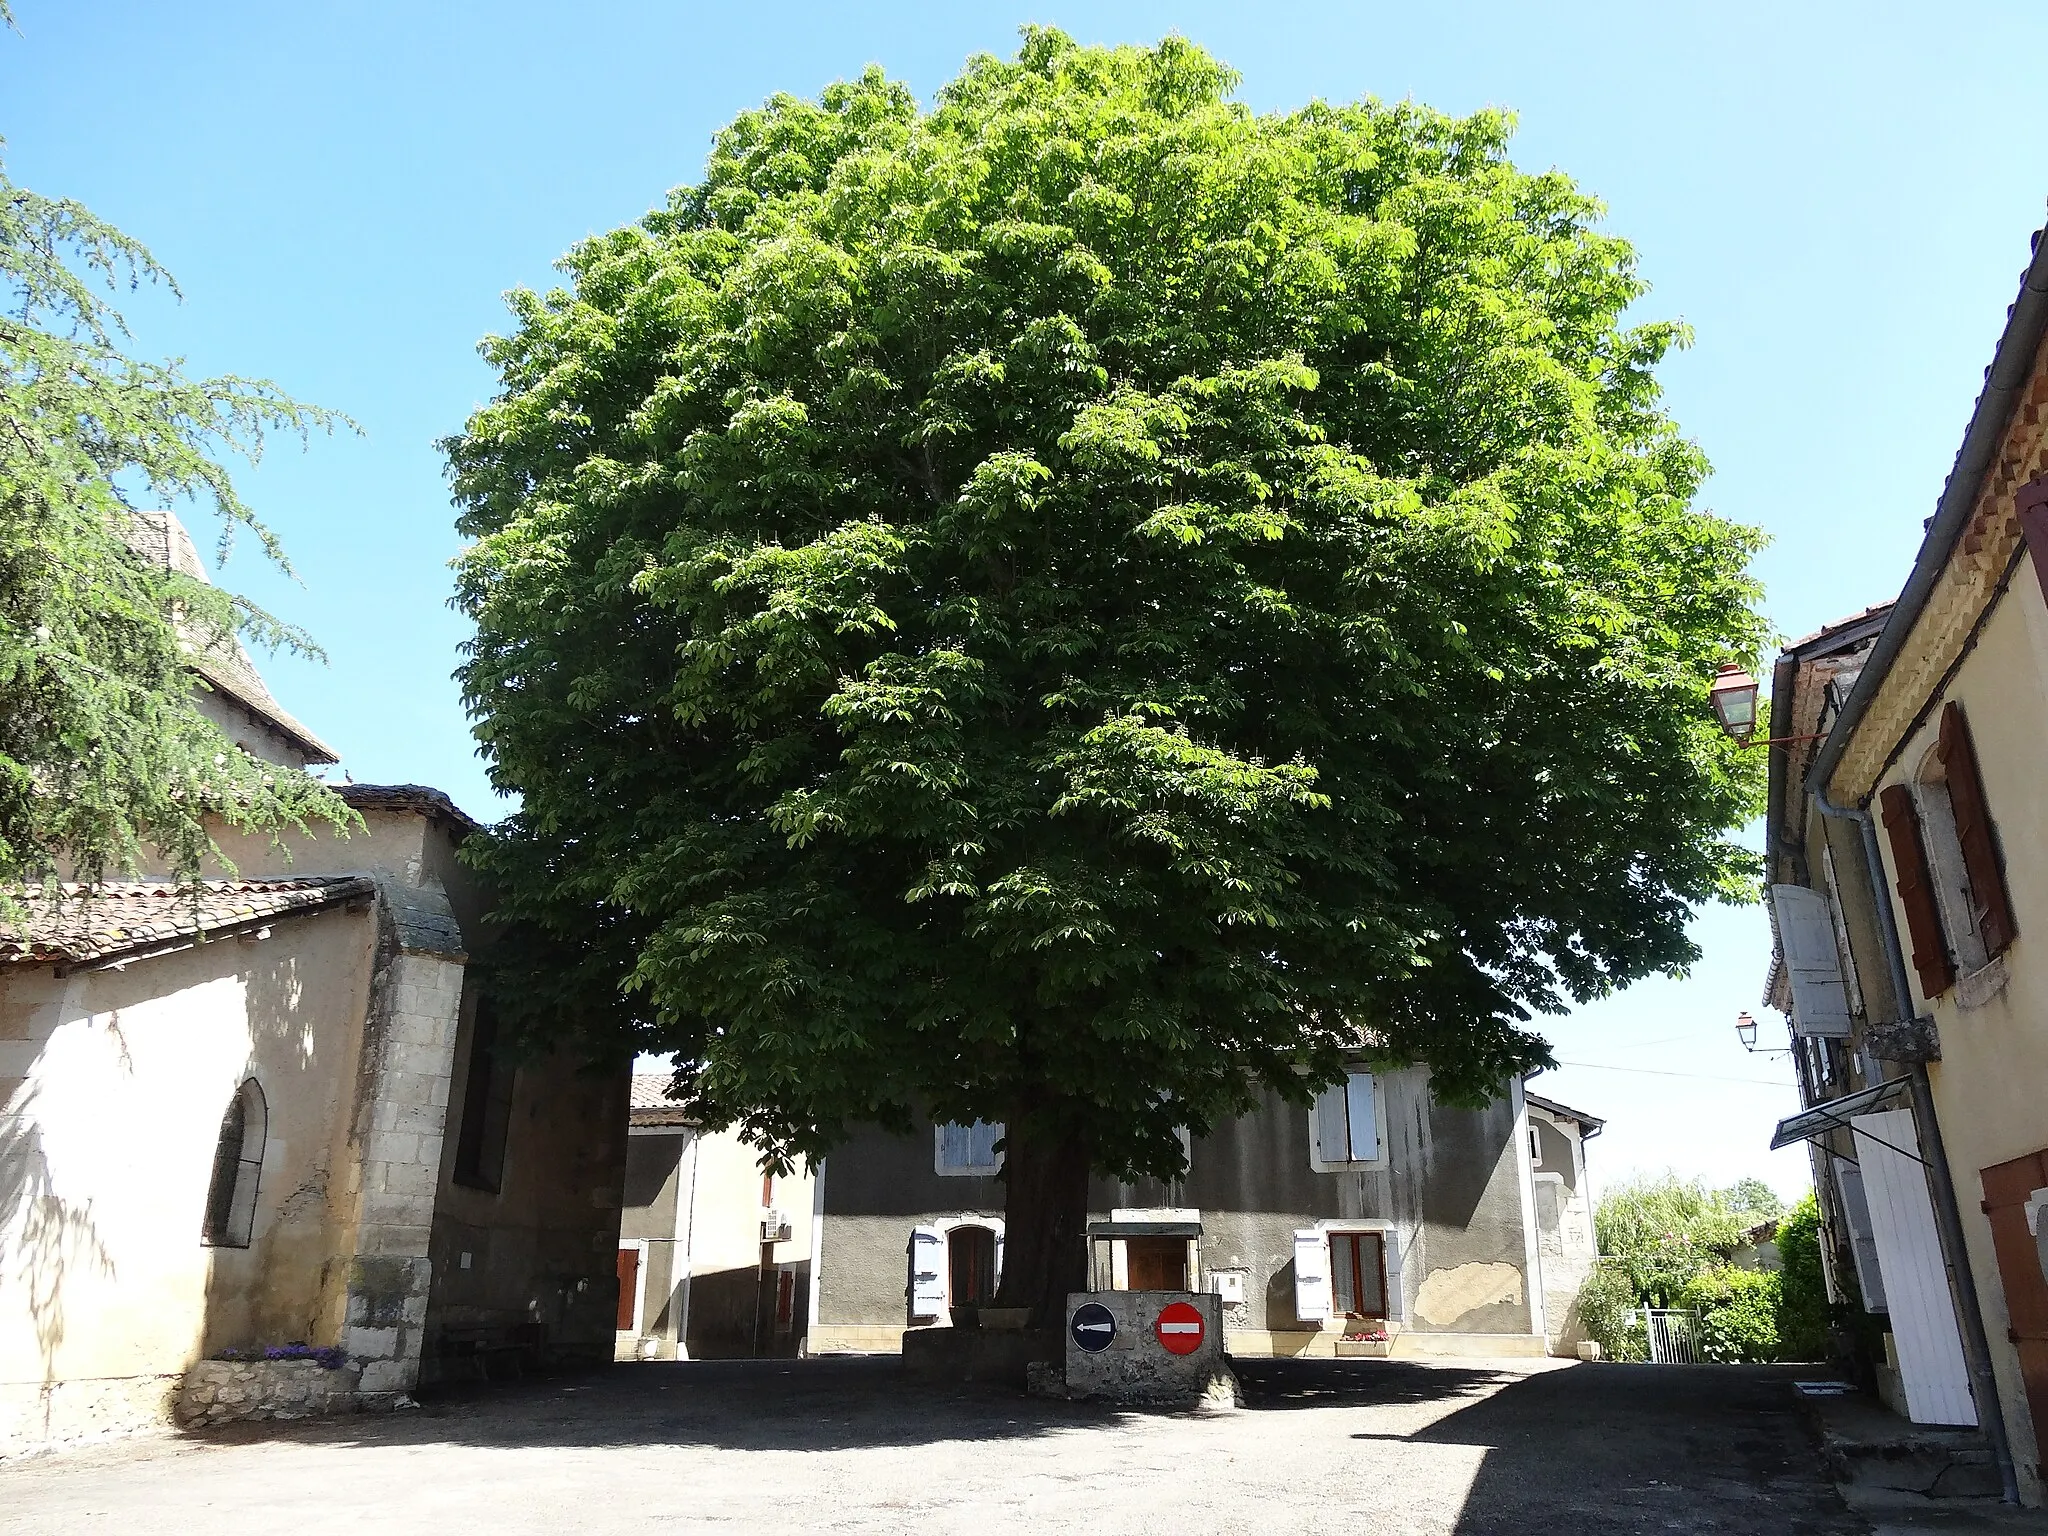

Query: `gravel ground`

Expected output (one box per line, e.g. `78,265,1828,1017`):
0,1356,1868,1534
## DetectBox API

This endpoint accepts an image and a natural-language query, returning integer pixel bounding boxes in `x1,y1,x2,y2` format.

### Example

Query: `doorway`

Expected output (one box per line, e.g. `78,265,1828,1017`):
1124,1236,1188,1291
948,1224,998,1307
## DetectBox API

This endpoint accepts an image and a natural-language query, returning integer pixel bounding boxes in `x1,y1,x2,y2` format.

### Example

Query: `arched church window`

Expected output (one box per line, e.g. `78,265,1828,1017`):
201,1079,267,1248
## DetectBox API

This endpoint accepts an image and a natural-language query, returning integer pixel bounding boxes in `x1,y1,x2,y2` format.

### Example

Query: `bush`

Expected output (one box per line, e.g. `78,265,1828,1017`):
1578,1262,1647,1362
1775,1193,1831,1362
1678,1267,1780,1363
1596,1174,1751,1306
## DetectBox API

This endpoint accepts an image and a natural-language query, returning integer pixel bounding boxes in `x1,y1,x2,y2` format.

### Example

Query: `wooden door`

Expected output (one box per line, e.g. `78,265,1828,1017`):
616,1246,640,1331
1124,1236,1187,1291
948,1225,997,1307
1980,1148,2048,1477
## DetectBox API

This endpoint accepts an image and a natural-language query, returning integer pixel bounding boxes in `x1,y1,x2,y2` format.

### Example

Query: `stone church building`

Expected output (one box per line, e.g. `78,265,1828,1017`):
0,514,628,1454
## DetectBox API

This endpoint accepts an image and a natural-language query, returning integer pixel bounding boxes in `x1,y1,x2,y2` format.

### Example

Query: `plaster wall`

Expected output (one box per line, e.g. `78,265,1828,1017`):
1528,1111,1597,1349
813,1070,1538,1355
0,906,375,1449
1868,579,2048,1499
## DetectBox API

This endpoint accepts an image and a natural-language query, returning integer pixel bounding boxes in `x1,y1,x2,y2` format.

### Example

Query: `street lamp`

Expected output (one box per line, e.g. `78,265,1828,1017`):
1735,1011,1759,1051
1709,664,1760,744
1707,663,1829,750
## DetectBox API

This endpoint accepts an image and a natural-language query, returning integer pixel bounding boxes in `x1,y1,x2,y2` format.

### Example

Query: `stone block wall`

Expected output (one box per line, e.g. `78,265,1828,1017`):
175,1360,362,1428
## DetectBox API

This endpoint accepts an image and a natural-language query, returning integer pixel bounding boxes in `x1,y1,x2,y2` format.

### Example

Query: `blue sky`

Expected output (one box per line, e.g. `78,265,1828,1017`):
11,1,2048,1199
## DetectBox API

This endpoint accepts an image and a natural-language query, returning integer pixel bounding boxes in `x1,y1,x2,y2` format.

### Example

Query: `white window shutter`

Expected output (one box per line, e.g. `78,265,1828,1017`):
993,1224,1005,1290
1834,1165,1888,1312
974,1120,1004,1169
1383,1227,1405,1322
1345,1073,1380,1162
1314,1085,1347,1166
1771,885,1853,1037
1293,1229,1329,1322
909,1225,946,1319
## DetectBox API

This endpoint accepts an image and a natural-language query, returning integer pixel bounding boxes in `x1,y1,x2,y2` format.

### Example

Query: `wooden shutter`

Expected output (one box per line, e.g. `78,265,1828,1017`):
1292,1229,1330,1321
1936,702,2017,956
909,1225,946,1318
1770,885,1853,1036
1383,1227,1405,1322
1313,1085,1348,1167
1344,1073,1381,1161
2017,473,2048,609
1879,784,1955,998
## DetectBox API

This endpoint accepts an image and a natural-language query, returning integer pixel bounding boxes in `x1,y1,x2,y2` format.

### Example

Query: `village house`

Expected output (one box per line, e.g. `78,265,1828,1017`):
802,1072,1602,1360
1754,219,2048,1505
614,1074,813,1360
0,513,628,1455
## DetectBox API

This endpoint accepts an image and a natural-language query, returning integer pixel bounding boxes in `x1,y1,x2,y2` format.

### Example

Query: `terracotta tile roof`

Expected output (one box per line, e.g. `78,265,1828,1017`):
629,1072,693,1127
0,876,376,968
1785,600,1896,654
338,783,487,836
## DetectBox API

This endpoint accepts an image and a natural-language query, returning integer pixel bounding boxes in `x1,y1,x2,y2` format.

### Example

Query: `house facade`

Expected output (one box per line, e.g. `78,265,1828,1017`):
805,1070,1601,1360
0,514,627,1454
614,1075,813,1361
1761,220,2048,1504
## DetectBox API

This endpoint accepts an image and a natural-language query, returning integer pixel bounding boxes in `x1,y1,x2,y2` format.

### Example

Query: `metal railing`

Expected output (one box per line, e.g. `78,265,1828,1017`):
1641,1307,1700,1364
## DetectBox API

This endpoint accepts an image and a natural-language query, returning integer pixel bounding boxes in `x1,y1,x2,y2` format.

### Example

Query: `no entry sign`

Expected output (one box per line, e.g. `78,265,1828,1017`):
1154,1300,1205,1355
1071,1301,1117,1353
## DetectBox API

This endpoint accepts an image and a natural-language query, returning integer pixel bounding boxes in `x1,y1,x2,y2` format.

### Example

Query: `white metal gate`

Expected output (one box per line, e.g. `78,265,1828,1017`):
1642,1307,1700,1364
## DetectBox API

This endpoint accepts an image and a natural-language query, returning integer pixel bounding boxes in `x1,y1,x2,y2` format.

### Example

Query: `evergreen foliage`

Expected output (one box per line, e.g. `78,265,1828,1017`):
1775,1191,1833,1361
1596,1173,1754,1306
447,32,1768,1306
0,143,350,892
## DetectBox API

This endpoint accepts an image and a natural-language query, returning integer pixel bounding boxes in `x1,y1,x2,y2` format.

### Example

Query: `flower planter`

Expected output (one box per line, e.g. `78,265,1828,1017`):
1335,1338,1393,1358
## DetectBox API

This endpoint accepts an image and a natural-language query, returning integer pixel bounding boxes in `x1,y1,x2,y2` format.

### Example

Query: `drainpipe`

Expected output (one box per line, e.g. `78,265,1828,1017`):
1812,786,2020,1503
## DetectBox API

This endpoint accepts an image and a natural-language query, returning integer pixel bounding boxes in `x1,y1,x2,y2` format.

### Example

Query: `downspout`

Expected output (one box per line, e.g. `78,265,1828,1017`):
1812,785,2020,1503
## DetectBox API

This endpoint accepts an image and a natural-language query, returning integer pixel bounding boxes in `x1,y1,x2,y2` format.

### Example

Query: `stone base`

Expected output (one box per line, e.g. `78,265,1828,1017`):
900,1324,1061,1388
175,1360,363,1429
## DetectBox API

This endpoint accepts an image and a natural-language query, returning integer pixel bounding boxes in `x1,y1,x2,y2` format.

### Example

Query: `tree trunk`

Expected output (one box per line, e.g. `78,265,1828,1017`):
993,1112,1092,1327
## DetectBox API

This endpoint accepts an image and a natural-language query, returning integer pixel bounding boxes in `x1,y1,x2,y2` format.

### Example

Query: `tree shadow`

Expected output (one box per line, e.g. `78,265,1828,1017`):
1,1074,118,1441
1340,1362,1861,1535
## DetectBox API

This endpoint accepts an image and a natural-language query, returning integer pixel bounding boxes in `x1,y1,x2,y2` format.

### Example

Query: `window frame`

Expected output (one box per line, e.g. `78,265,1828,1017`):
933,1119,1004,1178
1328,1228,1391,1320
1307,1070,1388,1172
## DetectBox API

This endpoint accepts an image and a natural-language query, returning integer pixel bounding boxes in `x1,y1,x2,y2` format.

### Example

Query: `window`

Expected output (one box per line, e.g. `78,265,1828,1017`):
1882,702,2017,998
1293,1226,1402,1323
1308,1071,1384,1171
453,1002,516,1192
1528,1124,1544,1166
201,1079,267,1248
934,1120,1003,1177
909,1219,1005,1320
1330,1230,1388,1318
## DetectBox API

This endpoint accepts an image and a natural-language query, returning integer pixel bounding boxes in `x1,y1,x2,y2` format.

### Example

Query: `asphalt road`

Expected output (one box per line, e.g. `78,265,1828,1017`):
0,1357,1873,1533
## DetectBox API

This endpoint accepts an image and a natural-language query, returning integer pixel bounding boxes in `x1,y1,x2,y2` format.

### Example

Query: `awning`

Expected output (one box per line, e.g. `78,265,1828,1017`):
1084,1219,1202,1239
1769,1077,1913,1151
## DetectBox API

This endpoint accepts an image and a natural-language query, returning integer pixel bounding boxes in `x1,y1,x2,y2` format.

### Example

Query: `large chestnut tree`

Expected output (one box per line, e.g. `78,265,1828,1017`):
448,31,1765,1322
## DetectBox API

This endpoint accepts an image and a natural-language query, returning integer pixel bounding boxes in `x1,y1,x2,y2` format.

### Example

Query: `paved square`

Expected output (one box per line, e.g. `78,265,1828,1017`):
0,1358,1859,1533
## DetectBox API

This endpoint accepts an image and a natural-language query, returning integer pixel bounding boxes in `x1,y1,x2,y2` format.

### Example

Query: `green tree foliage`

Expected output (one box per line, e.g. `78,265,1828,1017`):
0,146,349,892
447,31,1767,1313
1724,1176,1785,1222
1679,1267,1781,1363
1596,1173,1752,1305
1576,1261,1647,1362
1775,1191,1832,1361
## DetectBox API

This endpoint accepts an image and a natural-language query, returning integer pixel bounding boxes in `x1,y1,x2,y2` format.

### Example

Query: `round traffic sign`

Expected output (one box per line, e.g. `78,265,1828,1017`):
1154,1300,1205,1355
1071,1301,1117,1354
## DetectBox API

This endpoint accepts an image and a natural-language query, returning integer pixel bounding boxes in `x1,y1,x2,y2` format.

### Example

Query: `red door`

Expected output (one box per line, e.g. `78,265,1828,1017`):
1980,1150,2048,1477
616,1247,640,1331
